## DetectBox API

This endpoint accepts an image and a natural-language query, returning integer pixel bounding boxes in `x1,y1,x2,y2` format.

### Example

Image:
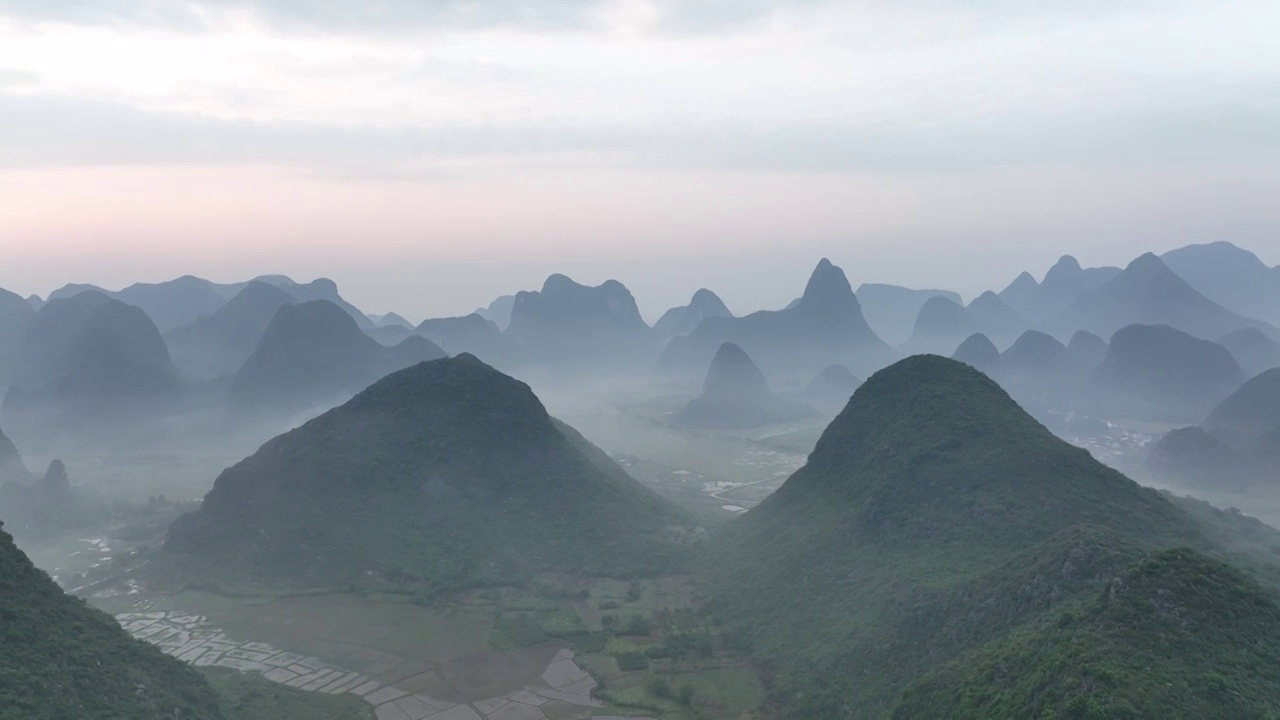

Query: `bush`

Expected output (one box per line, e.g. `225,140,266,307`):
616,652,649,672
620,615,653,637
646,676,673,700
572,632,611,654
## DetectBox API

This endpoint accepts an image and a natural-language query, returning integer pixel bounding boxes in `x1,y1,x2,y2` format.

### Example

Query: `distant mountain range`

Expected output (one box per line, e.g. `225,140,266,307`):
999,255,1121,320
659,259,895,380
505,274,655,367
3,292,187,435
653,288,733,340
853,284,961,347
1148,371,1280,488
1093,324,1245,422
165,281,298,380
228,300,445,417
900,292,1030,356
1162,241,1280,326
1048,253,1278,342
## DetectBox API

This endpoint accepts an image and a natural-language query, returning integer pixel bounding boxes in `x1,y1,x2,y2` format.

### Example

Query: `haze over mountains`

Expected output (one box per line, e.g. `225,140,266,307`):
3,239,1280,719
659,258,895,380
228,300,445,417
674,342,815,429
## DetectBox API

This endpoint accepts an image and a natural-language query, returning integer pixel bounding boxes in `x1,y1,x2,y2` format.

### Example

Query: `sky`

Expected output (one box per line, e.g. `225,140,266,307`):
1,0,1279,322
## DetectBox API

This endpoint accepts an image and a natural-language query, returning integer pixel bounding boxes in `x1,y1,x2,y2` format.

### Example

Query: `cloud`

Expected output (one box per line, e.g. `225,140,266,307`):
3,83,1277,179
0,0,610,32
0,67,37,88
0,0,836,34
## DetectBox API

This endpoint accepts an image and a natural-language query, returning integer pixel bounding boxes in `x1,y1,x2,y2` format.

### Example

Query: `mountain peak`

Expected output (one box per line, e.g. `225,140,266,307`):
1053,255,1082,272
1041,255,1084,286
541,273,579,293
808,355,1025,470
703,342,769,399
798,258,856,311
1124,252,1176,277
677,342,814,428
690,288,728,311
952,333,999,371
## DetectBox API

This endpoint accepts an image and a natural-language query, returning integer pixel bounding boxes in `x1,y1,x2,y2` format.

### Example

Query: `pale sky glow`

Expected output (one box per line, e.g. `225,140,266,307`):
1,0,1279,319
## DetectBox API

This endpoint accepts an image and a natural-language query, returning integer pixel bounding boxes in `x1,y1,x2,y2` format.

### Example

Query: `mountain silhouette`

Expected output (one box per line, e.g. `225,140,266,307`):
854,284,962,347
365,324,414,346
675,343,816,428
0,426,31,485
0,455,107,541
256,277,373,329
658,259,894,379
1202,368,1280,442
417,313,513,364
652,288,733,339
1051,253,1278,342
505,274,654,367
228,300,445,416
1093,324,1245,422
9,290,116,391
44,276,227,333
1163,241,1280,326
951,333,1000,372
46,282,110,302
165,280,298,380
3,295,186,434
999,255,1121,320
169,354,691,594
1218,327,1280,377
1066,329,1109,368
112,276,228,332
371,311,413,329
475,294,516,330
802,364,862,415
967,291,1032,347
1147,423,1280,489
0,286,36,384
999,330,1072,377
900,296,975,356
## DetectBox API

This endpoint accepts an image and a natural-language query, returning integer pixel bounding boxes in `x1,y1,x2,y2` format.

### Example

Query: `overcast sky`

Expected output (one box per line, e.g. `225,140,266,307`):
1,0,1278,320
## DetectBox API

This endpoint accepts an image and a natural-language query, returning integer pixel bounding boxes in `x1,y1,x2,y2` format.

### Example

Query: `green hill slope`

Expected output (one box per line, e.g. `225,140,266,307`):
0,521,223,720
167,354,692,596
895,548,1280,720
703,354,1257,718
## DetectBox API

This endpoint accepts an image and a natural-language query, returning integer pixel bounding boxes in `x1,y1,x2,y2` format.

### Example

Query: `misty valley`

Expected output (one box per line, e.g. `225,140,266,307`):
2,243,1280,719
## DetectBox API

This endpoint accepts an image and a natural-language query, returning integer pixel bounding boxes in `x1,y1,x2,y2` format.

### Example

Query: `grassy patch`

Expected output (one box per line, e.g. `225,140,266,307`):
204,668,374,720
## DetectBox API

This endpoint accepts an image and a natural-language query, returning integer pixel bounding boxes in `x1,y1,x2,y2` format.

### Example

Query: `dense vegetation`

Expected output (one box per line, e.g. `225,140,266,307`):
167,354,693,596
703,355,1279,719
896,549,1280,719
0,521,224,720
